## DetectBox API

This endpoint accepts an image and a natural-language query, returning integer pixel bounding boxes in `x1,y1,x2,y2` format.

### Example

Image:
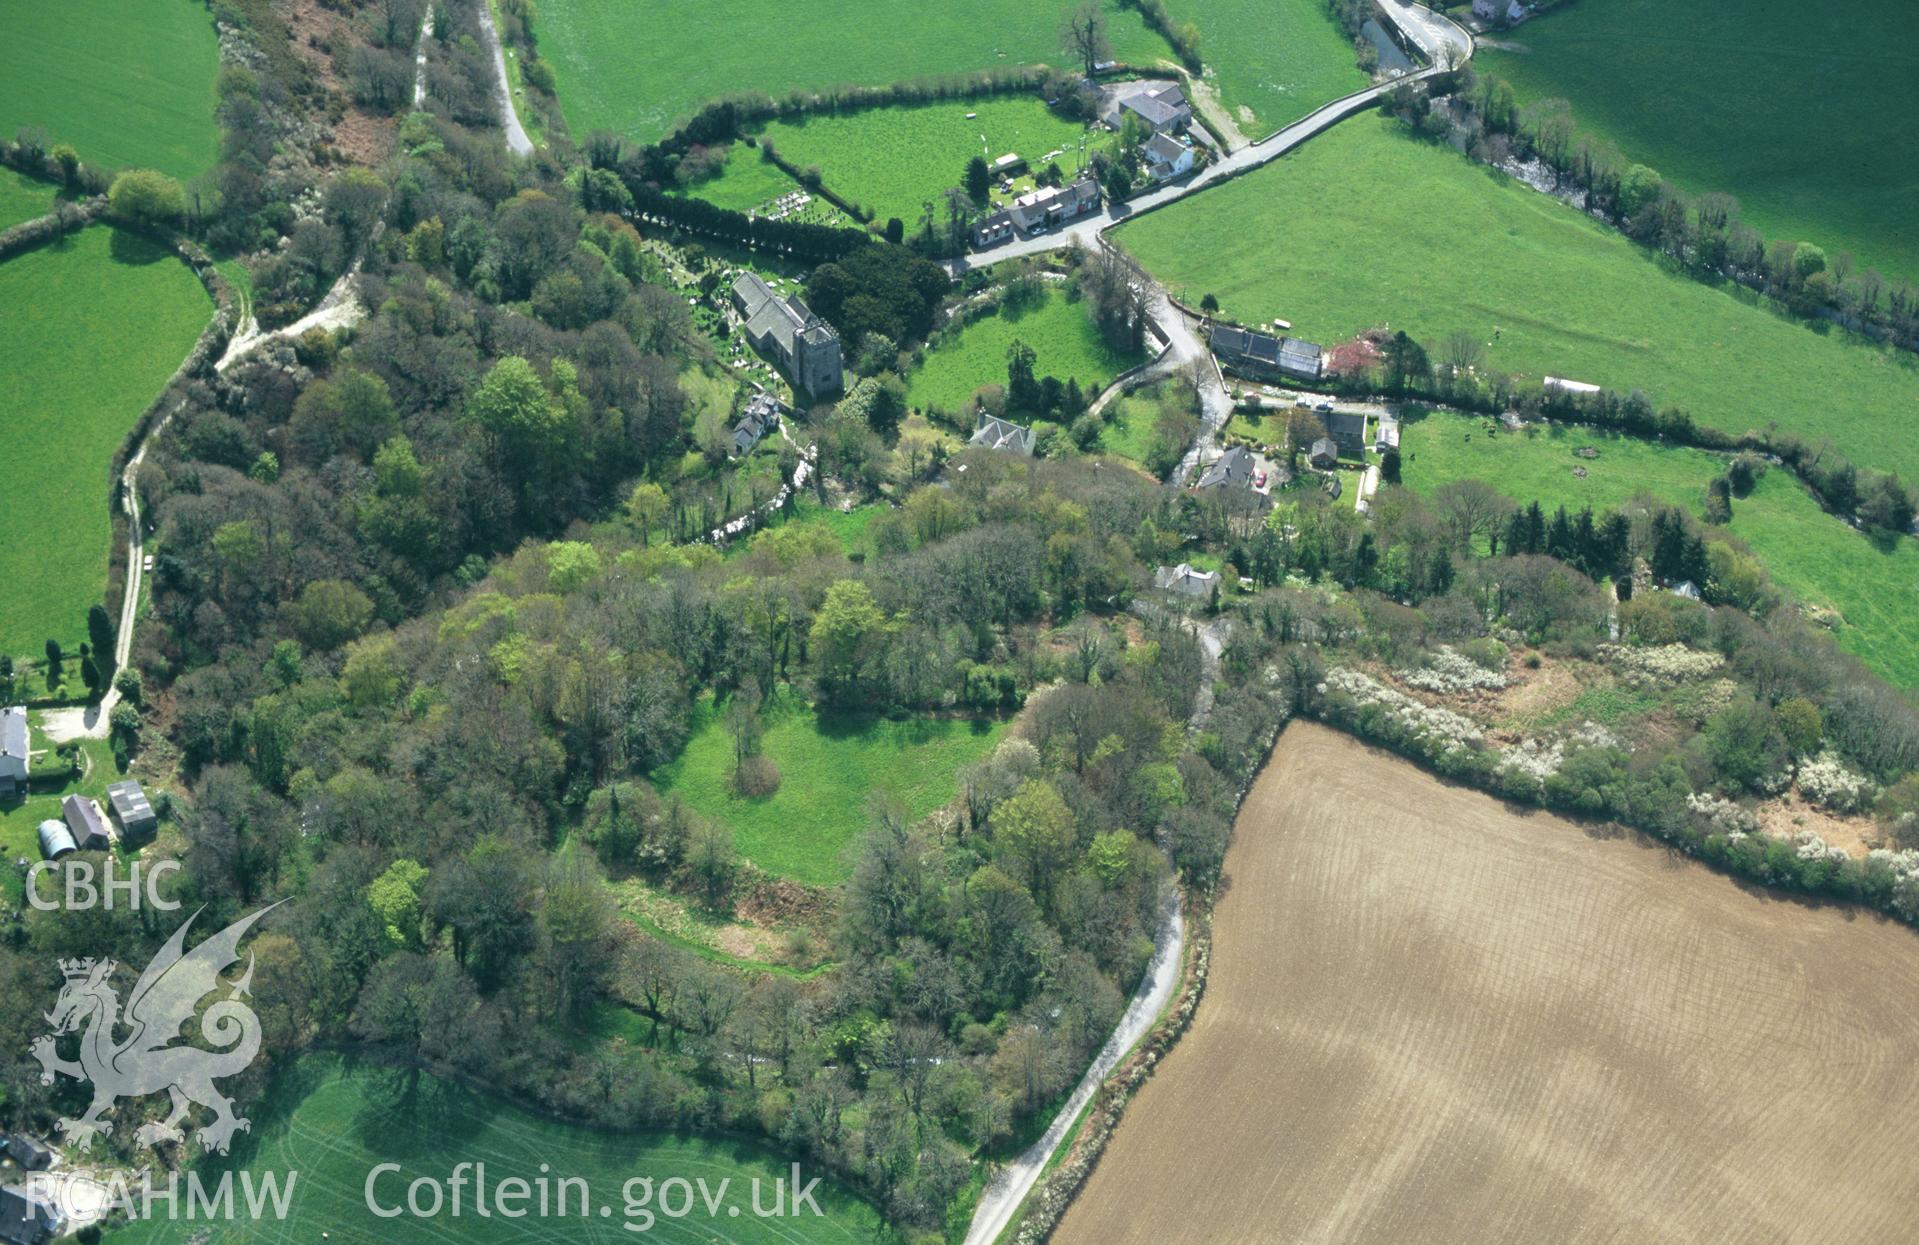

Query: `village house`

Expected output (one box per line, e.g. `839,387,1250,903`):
105,779,158,844
1154,562,1219,599
973,210,1016,249
1309,437,1340,470
0,1184,62,1245
969,412,1036,455
1472,0,1527,25
3,1137,50,1172
1326,410,1368,458
732,391,783,456
61,794,114,852
1142,132,1195,183
1007,177,1101,234
0,707,26,796
1195,445,1256,490
1209,325,1323,383
729,272,844,397
36,820,75,862
1116,83,1192,134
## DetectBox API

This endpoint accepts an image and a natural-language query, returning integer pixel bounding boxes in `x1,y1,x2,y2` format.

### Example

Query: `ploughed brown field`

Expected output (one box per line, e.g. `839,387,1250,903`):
1054,722,1919,1244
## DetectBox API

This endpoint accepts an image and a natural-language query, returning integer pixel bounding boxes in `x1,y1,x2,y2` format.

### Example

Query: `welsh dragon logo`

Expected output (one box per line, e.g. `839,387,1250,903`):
31,903,280,1155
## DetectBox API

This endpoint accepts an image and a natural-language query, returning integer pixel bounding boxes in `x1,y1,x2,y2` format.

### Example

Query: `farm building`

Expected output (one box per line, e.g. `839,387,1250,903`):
1116,83,1192,134
36,820,75,861
1008,177,1101,232
1325,410,1367,457
0,707,26,795
105,779,158,843
729,272,844,398
1195,445,1255,490
732,392,783,455
1154,563,1219,598
3,1137,49,1171
61,794,114,851
991,153,1025,177
1143,132,1195,182
1544,375,1602,398
0,1183,62,1245
1309,437,1340,470
1374,413,1401,450
969,412,1036,455
1209,325,1322,382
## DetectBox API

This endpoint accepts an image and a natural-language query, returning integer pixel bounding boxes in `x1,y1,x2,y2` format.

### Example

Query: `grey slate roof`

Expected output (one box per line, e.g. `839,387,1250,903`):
4,1137,50,1171
1195,445,1255,489
1277,336,1323,379
1121,84,1190,129
1309,437,1340,467
732,392,783,455
62,795,111,850
1144,131,1187,170
969,413,1036,455
0,707,25,763
1326,410,1367,450
1154,563,1219,597
1209,326,1321,380
0,1184,61,1245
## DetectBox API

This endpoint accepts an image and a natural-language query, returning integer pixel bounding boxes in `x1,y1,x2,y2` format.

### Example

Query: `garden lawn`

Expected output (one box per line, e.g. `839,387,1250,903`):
652,692,1005,886
1163,0,1366,133
0,227,212,665
110,1054,881,1244
1100,392,1162,467
745,96,1111,229
0,167,55,230
1479,0,1919,285
0,737,121,909
1115,112,1919,480
0,0,220,181
907,289,1144,416
538,0,1174,144
1399,408,1919,689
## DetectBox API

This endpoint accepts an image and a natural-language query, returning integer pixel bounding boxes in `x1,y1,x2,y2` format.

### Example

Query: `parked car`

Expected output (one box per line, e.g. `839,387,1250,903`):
1315,403,1334,414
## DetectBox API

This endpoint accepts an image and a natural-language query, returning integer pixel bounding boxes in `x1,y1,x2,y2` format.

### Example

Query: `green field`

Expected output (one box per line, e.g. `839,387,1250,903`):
652,691,1005,886
732,95,1110,229
1400,409,1919,688
0,167,57,230
539,0,1176,144
907,288,1144,415
111,1056,880,1243
1165,0,1367,133
1116,112,1919,479
0,0,220,181
1479,0,1919,285
0,227,212,663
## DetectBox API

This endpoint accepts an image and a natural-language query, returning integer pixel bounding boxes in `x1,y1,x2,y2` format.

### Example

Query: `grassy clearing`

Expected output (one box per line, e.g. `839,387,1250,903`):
1479,0,1919,285
907,289,1143,415
0,0,220,181
748,96,1109,229
1399,408,1919,688
1166,0,1366,133
538,0,1173,144
110,1055,881,1243
652,691,1005,886
0,167,56,230
670,142,803,214
1116,112,1919,480
0,227,212,665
